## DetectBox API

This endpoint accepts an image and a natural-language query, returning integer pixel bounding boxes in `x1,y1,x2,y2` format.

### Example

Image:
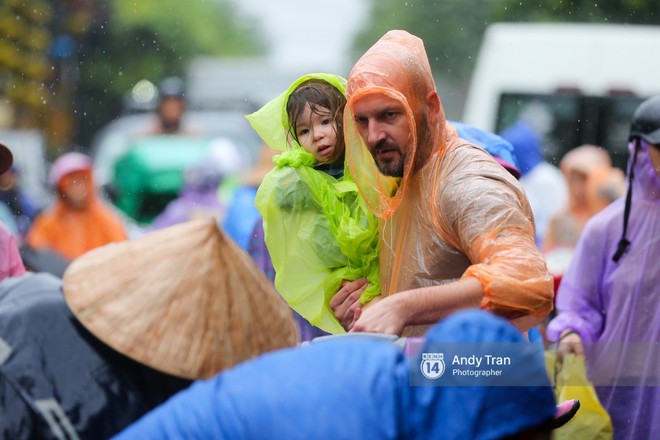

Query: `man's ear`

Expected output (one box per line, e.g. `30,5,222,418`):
425,91,441,123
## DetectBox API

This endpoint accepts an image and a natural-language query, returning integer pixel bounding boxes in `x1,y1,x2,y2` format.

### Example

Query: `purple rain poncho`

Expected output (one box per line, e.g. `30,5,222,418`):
547,139,660,440
150,162,227,231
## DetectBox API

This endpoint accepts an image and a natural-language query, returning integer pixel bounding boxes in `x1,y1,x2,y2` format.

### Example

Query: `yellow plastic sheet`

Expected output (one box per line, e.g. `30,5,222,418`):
547,352,613,440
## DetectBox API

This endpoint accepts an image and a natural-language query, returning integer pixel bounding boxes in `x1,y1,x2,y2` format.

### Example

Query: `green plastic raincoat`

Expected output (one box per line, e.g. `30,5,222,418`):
248,74,380,334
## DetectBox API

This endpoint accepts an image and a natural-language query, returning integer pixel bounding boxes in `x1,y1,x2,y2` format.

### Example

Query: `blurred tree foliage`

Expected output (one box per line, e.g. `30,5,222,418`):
493,0,659,24
352,0,491,81
350,0,493,118
351,0,659,116
75,0,264,147
353,0,659,78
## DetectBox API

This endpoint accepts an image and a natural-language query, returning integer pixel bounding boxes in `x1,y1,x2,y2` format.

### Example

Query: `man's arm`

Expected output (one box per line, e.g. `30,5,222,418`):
422,148,554,332
351,277,483,335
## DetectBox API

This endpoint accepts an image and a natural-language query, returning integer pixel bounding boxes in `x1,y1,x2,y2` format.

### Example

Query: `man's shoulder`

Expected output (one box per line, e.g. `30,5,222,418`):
443,142,505,169
437,143,520,186
429,143,531,224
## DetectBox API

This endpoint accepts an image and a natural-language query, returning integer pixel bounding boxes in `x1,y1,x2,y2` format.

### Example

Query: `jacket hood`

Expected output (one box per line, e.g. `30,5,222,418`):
49,152,94,188
499,120,542,176
245,73,347,153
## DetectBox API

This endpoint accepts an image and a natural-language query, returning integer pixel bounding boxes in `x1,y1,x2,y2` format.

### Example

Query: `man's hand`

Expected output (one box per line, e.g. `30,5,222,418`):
557,329,584,360
350,296,406,336
329,278,368,331
350,277,483,336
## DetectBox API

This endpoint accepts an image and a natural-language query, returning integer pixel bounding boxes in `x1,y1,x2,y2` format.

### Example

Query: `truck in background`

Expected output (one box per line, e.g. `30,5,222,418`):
462,23,660,169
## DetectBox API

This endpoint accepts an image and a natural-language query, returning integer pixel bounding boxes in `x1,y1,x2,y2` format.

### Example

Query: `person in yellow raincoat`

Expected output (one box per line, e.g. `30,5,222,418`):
248,73,380,334
334,30,554,336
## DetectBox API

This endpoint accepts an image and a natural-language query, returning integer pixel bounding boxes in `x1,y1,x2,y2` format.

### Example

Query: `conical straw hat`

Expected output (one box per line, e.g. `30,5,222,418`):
62,218,299,379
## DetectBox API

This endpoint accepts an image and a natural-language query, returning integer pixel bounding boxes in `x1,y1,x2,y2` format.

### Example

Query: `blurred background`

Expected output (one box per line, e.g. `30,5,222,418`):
1,0,659,224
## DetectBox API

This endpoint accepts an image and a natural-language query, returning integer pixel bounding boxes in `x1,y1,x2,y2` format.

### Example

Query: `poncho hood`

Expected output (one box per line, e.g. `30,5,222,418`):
245,73,347,153
344,30,451,219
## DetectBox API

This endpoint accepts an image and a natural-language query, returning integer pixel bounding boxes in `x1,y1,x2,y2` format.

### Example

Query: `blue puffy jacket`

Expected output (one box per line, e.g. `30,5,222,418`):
114,309,555,440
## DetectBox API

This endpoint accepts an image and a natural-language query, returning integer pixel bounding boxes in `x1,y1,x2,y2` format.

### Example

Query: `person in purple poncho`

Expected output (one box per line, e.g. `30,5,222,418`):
149,161,226,231
150,139,246,231
547,95,660,440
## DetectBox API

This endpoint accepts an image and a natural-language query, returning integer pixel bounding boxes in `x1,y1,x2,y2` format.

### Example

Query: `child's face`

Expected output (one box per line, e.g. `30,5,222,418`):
295,103,342,164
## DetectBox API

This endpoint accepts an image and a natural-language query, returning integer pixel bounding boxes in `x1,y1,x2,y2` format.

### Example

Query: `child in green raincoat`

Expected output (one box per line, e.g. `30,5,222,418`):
248,73,380,334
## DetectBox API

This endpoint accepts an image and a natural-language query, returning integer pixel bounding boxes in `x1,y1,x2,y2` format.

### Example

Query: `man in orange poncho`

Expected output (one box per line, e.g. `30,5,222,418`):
333,30,554,336
26,152,127,261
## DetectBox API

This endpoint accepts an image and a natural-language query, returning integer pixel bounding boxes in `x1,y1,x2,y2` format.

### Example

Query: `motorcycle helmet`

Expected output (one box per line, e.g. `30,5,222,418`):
629,95,660,145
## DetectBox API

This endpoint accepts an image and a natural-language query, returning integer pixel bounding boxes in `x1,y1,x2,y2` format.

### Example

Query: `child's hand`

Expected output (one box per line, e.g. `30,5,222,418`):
330,278,368,331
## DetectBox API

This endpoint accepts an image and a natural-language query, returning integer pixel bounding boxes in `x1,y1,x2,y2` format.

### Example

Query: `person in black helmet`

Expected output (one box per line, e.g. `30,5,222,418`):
149,76,188,135
547,95,660,439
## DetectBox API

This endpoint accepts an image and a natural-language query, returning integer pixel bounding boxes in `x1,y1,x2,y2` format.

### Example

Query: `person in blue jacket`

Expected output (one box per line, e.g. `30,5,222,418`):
451,120,521,179
114,309,558,440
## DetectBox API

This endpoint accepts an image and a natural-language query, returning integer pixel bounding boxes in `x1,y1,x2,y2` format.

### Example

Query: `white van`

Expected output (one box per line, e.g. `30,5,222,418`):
462,23,660,168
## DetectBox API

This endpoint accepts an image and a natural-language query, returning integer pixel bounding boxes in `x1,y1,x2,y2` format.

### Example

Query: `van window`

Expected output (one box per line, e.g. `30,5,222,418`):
595,95,643,166
496,93,582,164
495,92,644,170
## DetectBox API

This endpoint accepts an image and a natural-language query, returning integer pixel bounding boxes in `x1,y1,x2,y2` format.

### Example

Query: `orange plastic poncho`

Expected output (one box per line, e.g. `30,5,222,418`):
27,153,127,261
343,30,554,329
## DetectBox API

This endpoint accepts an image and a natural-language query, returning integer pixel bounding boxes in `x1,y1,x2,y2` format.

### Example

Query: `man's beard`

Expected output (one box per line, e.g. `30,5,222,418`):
372,141,404,177
370,112,428,178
